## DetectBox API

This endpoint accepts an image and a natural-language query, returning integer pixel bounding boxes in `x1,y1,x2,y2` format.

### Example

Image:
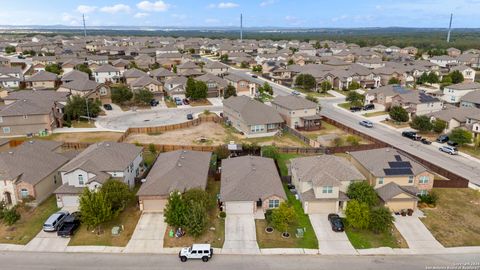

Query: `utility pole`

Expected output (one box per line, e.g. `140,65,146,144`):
240,13,243,42
83,14,87,38
446,13,453,43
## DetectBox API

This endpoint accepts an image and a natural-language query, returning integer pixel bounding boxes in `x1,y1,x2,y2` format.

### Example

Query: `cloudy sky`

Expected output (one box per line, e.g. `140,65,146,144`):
0,0,479,28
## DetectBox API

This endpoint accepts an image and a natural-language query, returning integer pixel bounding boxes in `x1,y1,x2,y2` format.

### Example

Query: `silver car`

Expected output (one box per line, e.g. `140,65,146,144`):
439,145,458,155
43,211,69,232
359,120,374,128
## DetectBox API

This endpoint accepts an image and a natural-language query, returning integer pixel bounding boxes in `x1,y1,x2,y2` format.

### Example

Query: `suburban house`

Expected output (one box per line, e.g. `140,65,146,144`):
149,67,176,82
223,96,284,138
204,61,229,76
224,74,258,97
124,68,148,85
0,90,69,136
271,95,321,130
0,56,10,67
428,107,480,132
429,55,457,67
129,75,163,95
365,84,412,107
137,150,212,212
220,156,286,215
450,65,476,83
0,67,22,89
25,70,58,89
290,155,365,214
442,82,480,104
196,73,228,97
61,70,89,84
460,90,480,108
164,76,188,98
58,79,112,104
391,91,443,116
54,142,143,208
0,140,69,206
349,148,434,211
93,64,121,83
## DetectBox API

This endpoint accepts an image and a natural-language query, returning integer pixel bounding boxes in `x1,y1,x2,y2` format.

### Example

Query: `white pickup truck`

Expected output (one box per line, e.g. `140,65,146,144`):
179,244,213,262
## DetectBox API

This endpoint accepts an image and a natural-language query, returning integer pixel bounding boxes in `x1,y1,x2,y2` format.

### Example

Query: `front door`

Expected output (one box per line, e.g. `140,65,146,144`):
4,192,12,205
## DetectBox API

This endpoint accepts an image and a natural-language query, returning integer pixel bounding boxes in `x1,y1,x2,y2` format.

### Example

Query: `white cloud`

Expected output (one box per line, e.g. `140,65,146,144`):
260,0,276,7
76,5,97,14
61,13,81,26
100,4,131,14
209,2,239,8
134,12,149,18
137,1,169,12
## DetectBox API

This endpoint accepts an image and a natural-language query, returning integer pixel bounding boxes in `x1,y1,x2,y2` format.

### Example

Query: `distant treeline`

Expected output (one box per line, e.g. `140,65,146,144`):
2,27,480,51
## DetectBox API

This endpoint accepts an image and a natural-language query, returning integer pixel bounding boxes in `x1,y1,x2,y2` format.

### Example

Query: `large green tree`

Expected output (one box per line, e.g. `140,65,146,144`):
224,84,237,99
111,85,133,104
79,188,114,233
346,182,378,207
432,119,447,134
319,81,332,93
410,115,433,132
259,82,273,95
369,207,394,234
271,202,296,233
346,91,365,107
75,64,92,76
449,128,472,146
100,180,134,213
389,106,409,122
449,70,464,84
348,81,361,91
345,200,370,230
185,203,207,237
295,74,316,91
64,95,101,122
134,89,154,105
164,192,187,228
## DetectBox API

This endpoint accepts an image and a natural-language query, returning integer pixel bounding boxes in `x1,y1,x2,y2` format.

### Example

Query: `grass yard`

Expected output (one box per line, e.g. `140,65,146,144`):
68,198,141,247
420,188,480,247
338,102,352,110
276,153,303,176
15,132,124,144
255,184,318,249
163,180,225,248
189,99,212,107
459,146,480,159
294,88,333,98
345,227,408,249
380,120,410,129
362,111,388,117
165,99,177,108
70,120,96,128
0,196,59,245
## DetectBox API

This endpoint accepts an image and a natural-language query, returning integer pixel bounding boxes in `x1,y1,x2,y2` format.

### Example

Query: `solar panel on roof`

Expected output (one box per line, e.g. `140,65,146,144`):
388,161,412,168
384,168,413,176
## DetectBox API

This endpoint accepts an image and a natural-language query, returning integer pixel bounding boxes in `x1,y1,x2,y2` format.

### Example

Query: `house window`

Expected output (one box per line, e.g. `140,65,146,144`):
0,116,3,123
322,186,333,194
268,199,280,208
408,176,414,184
20,188,29,198
78,175,84,185
2,127,11,134
419,190,428,196
378,177,384,185
100,87,107,95
23,115,28,119
419,176,429,184
251,125,264,133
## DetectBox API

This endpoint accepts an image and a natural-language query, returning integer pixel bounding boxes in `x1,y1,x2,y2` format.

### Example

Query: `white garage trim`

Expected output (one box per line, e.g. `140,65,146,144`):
225,201,254,214
304,200,338,214
59,195,79,208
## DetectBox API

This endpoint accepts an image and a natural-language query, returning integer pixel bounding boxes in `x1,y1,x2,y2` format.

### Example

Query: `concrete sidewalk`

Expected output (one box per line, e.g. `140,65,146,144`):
124,213,166,253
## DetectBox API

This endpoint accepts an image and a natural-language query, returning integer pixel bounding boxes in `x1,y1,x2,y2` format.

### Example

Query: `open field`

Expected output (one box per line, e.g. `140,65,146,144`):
420,188,480,247
300,121,370,146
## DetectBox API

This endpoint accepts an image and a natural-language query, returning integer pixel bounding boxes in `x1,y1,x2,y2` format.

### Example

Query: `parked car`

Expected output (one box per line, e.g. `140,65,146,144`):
251,74,258,78
439,145,458,155
182,99,190,105
150,99,159,107
447,141,459,147
179,244,213,262
57,212,81,237
174,97,183,106
436,135,449,143
359,120,374,128
327,213,344,232
187,113,193,120
350,106,362,112
103,104,113,110
43,211,69,232
420,138,432,145
363,104,375,111
292,91,301,96
402,131,422,141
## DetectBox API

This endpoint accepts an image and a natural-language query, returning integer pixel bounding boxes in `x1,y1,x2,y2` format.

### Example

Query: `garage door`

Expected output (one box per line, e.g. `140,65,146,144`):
142,199,167,212
305,201,337,214
61,195,79,208
225,201,254,214
386,200,416,212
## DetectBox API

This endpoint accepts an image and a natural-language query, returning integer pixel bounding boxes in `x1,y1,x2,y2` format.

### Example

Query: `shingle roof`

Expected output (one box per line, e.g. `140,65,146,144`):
1,90,69,116
460,90,480,104
375,182,418,202
130,75,162,88
26,70,57,82
149,67,175,77
445,82,480,91
271,95,318,110
61,79,99,92
61,70,89,82
0,140,68,185
95,64,119,73
137,150,211,197
123,68,148,78
220,156,286,201
223,96,284,125
427,107,480,123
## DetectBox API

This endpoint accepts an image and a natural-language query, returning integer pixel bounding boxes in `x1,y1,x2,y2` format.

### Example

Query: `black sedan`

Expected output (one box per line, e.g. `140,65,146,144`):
327,213,345,232
57,212,81,237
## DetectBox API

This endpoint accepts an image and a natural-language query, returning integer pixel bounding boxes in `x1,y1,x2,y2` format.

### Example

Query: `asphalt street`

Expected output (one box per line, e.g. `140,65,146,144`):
1,251,479,270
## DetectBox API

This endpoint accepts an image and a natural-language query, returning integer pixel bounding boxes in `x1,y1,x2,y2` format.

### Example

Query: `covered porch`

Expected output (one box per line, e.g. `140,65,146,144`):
297,115,322,131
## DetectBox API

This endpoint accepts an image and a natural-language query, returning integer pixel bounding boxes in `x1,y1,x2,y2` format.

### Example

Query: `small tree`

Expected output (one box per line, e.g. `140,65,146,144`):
287,59,295,65
346,135,360,146
75,64,92,76
183,189,215,211
5,46,16,54
172,65,177,73
306,94,318,103
319,81,332,93
64,95,102,121
449,128,472,146
259,82,273,95
185,77,196,99
220,54,229,63
271,202,296,233
45,64,62,75
134,89,154,105
389,106,409,122
432,119,447,134
345,200,370,230
388,77,401,85
369,206,394,234
347,181,378,207
346,91,365,107
100,180,134,213
240,61,249,69
295,74,316,91
214,145,230,160
410,115,433,133
333,137,344,147
164,192,187,228
185,203,207,237
79,188,114,233
193,81,208,100
2,207,20,226
348,81,361,91
111,85,133,105
426,72,439,84
224,84,237,99
449,70,464,84
262,145,279,159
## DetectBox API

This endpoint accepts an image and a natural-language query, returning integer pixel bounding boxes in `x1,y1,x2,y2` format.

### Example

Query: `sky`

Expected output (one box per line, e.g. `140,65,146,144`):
0,0,479,28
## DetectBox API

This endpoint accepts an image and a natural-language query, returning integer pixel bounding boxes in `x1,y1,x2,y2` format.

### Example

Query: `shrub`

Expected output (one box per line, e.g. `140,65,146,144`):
3,207,21,226
410,115,433,132
369,206,394,234
432,119,447,134
418,191,438,206
306,94,318,103
345,200,370,230
346,135,360,146
333,137,344,147
262,145,279,159
219,211,226,219
389,106,409,122
347,181,379,207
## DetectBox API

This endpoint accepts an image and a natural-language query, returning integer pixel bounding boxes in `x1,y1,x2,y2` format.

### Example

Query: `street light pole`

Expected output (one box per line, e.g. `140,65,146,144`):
86,98,91,123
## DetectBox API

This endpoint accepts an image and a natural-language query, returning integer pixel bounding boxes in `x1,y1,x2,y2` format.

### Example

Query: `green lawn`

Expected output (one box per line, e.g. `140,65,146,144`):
345,227,408,249
338,102,352,110
70,120,96,128
362,111,388,117
0,196,59,245
294,88,333,98
165,99,177,108
276,153,303,176
459,145,480,159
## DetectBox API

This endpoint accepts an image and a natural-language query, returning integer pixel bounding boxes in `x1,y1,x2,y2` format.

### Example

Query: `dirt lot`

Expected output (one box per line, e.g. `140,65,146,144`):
301,121,370,146
125,122,308,147
46,132,124,143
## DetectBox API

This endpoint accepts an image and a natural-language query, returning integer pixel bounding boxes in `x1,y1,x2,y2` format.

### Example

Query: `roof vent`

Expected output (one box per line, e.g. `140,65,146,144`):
105,143,110,147
177,163,182,167
180,156,185,159
8,151,13,154
182,150,187,153
28,140,34,144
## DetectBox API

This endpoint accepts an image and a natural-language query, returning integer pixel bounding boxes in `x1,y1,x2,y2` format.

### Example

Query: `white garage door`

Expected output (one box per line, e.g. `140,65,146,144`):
142,199,167,212
225,201,254,214
61,195,79,208
305,201,337,214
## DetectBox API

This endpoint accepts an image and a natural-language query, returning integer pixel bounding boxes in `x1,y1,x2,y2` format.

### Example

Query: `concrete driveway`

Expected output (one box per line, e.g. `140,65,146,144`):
309,214,357,255
124,213,167,253
24,230,70,252
223,214,260,254
394,214,443,250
